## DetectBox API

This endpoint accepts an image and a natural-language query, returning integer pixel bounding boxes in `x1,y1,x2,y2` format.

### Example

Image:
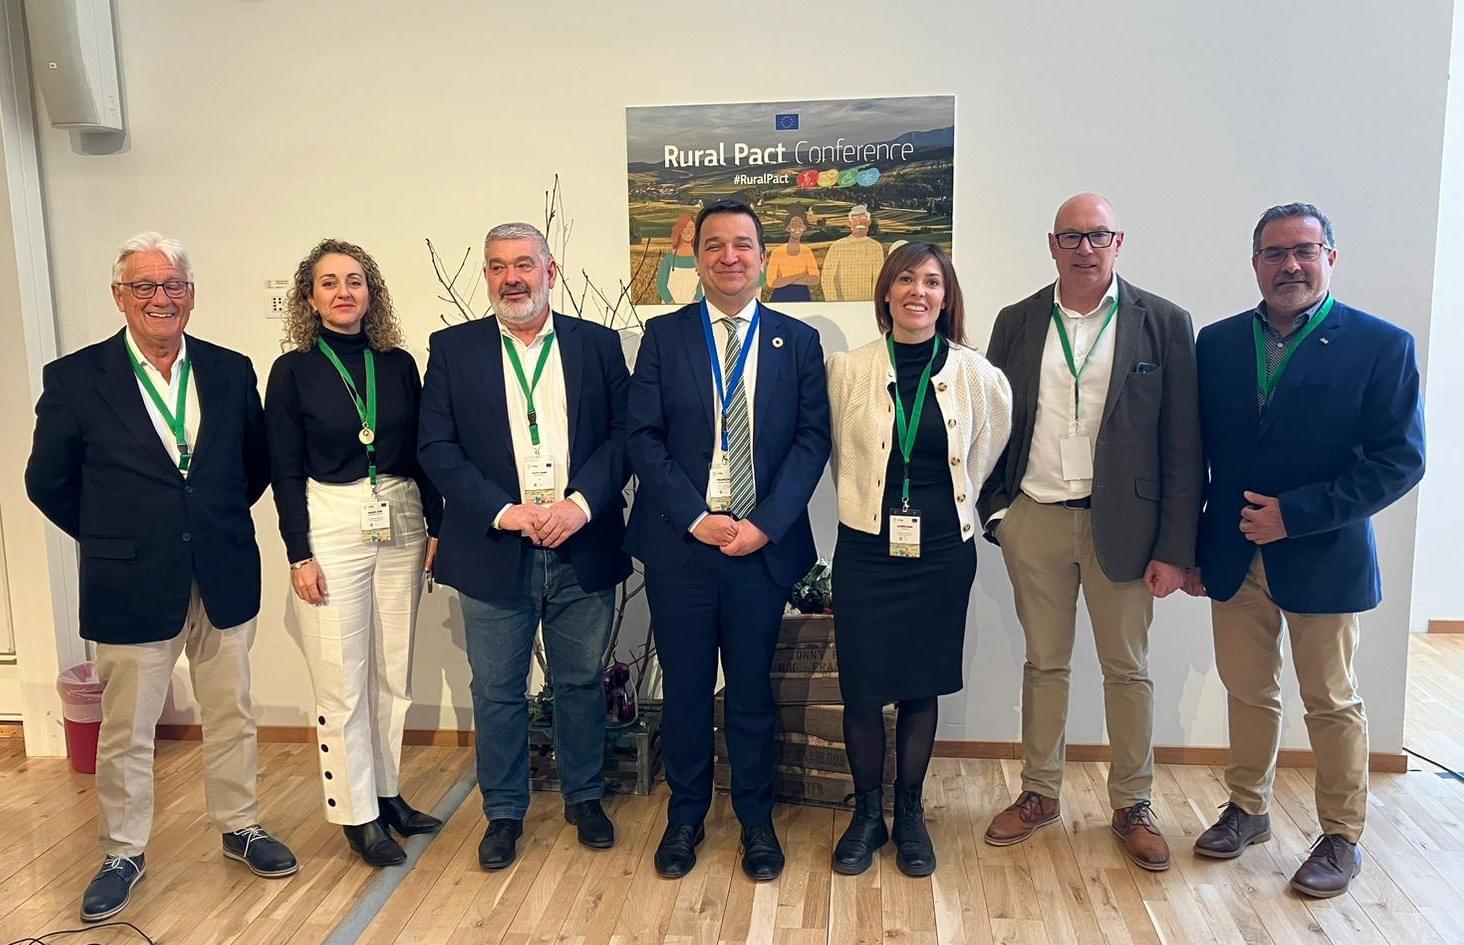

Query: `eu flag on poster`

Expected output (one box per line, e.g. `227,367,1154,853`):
775,113,799,131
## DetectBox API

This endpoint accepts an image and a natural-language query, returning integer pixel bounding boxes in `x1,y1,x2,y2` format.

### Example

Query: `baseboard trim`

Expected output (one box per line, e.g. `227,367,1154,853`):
933,739,1408,773
143,724,1407,773
1427,619,1464,634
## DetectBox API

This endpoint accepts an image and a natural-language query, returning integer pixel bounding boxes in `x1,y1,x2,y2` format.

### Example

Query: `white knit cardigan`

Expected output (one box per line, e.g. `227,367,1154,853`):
827,336,1013,538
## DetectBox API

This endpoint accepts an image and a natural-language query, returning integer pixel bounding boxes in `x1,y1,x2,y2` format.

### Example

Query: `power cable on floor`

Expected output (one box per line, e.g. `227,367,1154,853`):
1402,746,1464,783
5,919,155,945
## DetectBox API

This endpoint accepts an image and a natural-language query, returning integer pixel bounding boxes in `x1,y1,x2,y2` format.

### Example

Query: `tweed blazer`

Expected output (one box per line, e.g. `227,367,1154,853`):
828,336,1012,538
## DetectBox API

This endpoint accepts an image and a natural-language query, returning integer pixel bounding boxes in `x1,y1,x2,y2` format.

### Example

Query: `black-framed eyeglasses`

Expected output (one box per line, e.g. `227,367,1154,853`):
1054,229,1119,249
1255,243,1330,265
114,280,193,300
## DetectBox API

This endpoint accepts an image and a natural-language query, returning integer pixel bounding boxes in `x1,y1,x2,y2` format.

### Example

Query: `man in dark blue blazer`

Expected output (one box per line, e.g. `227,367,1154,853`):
626,200,831,881
1187,204,1424,899
419,222,631,870
25,232,297,923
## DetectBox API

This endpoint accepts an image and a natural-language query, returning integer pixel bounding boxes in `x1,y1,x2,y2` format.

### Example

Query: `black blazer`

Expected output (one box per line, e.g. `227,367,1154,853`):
979,276,1203,583
418,313,632,601
24,330,270,644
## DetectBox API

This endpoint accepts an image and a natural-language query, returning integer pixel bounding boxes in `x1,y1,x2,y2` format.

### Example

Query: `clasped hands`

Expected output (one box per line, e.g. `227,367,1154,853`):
500,500,587,548
692,513,769,556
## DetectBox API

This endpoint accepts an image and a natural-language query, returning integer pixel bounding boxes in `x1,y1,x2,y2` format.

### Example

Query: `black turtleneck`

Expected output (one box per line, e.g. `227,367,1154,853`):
265,327,442,561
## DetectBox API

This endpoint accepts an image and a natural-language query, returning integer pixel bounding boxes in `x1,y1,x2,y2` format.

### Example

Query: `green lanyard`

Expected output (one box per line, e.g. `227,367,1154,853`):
127,346,192,473
501,332,556,448
1050,292,1119,420
1253,295,1333,401
316,338,378,488
887,333,942,510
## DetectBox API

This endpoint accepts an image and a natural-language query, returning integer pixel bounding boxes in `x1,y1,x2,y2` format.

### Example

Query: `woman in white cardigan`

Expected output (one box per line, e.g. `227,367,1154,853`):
826,243,1012,877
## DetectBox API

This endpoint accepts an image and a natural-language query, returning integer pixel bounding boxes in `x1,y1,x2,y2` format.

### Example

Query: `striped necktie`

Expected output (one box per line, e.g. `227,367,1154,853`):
719,317,756,517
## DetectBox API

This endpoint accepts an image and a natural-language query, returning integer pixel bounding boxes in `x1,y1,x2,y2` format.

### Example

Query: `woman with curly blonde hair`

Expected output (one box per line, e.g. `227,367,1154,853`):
264,239,443,867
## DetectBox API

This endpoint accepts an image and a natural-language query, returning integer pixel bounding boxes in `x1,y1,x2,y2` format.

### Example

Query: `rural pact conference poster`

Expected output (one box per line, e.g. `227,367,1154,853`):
626,95,955,306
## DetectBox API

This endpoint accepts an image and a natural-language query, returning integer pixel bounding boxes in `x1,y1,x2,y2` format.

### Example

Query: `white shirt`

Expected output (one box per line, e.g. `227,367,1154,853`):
1019,275,1119,503
492,316,592,528
125,329,200,476
698,297,760,520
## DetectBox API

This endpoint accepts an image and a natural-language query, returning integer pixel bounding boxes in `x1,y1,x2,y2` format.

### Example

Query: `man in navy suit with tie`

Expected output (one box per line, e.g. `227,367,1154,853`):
25,232,298,923
627,200,831,880
1187,203,1424,899
418,222,632,871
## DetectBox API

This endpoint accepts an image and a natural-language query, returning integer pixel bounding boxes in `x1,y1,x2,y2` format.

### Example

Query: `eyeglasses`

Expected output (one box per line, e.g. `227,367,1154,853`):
115,280,193,300
1255,243,1331,265
1053,230,1119,249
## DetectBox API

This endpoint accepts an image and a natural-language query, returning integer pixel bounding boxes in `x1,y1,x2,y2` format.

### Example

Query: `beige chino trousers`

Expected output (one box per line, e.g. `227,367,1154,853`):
94,585,259,857
1212,554,1367,841
999,493,1156,809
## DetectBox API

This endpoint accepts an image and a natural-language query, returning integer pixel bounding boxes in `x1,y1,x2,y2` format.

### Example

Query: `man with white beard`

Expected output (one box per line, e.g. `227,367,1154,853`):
419,222,632,870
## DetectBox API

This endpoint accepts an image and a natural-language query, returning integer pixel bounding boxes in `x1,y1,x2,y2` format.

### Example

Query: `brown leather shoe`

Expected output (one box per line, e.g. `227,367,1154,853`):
984,791,1060,846
1290,834,1362,898
1111,800,1170,871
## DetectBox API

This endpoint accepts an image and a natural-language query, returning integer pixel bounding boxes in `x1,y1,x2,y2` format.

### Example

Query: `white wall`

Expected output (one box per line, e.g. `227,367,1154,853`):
1412,2,1464,632
18,0,1451,753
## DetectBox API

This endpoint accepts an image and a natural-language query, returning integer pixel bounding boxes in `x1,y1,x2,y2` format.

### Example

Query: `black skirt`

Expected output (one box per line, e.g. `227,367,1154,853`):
831,337,977,705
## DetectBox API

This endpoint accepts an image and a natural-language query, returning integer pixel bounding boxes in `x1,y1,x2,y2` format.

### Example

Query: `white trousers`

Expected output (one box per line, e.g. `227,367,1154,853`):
95,586,258,857
293,475,426,826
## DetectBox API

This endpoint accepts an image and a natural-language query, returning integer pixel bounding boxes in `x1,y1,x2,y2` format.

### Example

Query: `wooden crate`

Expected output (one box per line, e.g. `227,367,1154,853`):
714,762,894,812
713,698,896,810
528,703,662,796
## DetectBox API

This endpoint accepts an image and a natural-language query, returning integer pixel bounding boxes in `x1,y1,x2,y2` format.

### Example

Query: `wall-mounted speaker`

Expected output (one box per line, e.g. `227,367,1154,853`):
23,0,122,133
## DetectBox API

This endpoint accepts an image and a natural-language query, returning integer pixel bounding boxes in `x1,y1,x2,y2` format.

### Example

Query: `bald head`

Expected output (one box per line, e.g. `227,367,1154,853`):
1053,192,1118,232
1048,192,1124,309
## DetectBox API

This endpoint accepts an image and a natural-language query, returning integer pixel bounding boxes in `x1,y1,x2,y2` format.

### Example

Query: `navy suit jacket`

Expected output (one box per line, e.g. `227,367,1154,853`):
24,330,269,644
418,313,632,601
625,302,831,588
1196,299,1424,613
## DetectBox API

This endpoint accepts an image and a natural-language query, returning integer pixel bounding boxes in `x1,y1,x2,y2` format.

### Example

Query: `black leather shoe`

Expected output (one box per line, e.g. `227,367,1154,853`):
378,795,442,836
740,824,785,881
222,826,299,877
833,789,888,875
344,820,407,867
478,819,523,870
654,822,705,879
81,854,145,922
892,781,936,877
1194,803,1272,859
1291,834,1363,898
564,799,615,849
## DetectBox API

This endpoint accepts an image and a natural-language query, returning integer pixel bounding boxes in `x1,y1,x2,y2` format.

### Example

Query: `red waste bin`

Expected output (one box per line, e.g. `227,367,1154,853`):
56,662,104,774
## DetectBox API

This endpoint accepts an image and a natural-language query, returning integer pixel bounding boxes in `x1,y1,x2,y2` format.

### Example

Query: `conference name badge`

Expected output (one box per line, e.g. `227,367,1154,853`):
889,509,922,558
708,453,734,512
361,498,392,544
524,454,557,506
1060,434,1094,482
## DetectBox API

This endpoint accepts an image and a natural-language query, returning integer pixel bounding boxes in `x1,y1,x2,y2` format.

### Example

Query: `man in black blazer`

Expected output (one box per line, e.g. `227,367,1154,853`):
24,232,297,924
626,200,831,881
418,222,631,870
977,195,1202,871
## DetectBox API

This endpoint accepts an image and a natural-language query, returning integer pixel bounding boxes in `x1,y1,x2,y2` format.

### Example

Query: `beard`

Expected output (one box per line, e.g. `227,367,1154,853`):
490,279,552,327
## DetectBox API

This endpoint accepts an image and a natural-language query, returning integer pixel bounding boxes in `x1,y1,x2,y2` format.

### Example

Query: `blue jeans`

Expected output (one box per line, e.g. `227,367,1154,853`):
460,549,615,820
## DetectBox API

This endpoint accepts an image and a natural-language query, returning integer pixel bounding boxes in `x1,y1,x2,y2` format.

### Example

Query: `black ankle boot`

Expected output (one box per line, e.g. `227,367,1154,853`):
892,781,935,876
832,788,888,875
378,795,442,836
343,820,406,867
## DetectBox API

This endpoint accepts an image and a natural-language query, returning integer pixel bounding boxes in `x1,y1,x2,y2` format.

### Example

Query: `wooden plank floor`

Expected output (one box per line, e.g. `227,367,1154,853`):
0,635,1460,945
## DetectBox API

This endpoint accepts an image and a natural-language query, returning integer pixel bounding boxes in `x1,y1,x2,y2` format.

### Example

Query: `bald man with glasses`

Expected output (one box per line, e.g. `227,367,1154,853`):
977,193,1202,871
